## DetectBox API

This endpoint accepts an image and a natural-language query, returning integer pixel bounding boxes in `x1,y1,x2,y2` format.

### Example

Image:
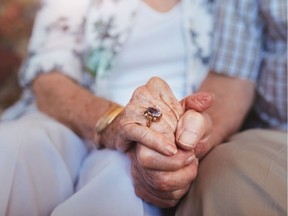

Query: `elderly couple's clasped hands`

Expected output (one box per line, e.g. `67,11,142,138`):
99,77,214,207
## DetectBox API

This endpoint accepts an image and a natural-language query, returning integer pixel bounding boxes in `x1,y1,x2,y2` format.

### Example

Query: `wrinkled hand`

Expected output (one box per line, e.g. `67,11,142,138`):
101,76,215,207
177,92,215,159
128,144,197,207
100,77,183,155
128,92,214,207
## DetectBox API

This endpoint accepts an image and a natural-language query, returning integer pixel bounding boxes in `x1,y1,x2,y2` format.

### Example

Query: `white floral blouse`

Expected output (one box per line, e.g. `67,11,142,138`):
1,0,213,121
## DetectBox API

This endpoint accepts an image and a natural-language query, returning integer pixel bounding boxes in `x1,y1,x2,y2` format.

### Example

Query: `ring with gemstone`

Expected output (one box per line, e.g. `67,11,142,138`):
144,107,162,127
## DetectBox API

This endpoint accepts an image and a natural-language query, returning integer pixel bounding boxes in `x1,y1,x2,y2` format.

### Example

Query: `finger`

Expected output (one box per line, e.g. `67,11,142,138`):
129,148,196,205
133,176,180,208
130,85,180,134
140,160,198,192
142,106,176,142
176,110,212,150
193,132,215,159
130,160,185,208
130,146,198,192
113,102,177,154
142,180,191,201
146,77,184,121
180,92,214,112
122,123,177,156
136,144,196,171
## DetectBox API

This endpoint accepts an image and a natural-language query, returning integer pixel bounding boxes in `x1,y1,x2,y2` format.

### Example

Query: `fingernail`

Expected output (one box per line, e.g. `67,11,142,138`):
185,154,196,165
166,144,177,155
179,131,198,148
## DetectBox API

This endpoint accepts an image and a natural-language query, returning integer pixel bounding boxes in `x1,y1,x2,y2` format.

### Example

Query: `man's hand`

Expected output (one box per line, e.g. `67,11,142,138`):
177,92,215,158
128,145,198,207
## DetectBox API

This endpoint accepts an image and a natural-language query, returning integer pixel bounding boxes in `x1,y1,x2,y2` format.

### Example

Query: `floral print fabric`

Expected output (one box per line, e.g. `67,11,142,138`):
1,0,213,120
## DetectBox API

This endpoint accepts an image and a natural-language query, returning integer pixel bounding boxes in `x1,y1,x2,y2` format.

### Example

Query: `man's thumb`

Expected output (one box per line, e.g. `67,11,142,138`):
181,92,214,112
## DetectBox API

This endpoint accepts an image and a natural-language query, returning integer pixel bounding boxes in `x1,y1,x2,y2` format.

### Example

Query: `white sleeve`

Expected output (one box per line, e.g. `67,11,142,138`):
19,0,91,87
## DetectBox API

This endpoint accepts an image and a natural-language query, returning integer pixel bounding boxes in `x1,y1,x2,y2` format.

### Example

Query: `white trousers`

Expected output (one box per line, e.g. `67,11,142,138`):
0,112,161,216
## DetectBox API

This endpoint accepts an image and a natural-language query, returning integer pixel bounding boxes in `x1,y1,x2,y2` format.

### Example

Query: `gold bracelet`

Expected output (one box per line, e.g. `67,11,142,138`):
95,106,124,135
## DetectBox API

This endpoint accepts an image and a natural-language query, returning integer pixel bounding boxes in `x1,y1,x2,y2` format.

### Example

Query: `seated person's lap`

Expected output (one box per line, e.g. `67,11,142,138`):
176,129,287,216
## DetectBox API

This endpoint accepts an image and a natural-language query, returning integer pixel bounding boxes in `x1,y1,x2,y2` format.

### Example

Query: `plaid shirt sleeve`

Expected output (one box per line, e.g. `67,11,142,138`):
209,0,263,82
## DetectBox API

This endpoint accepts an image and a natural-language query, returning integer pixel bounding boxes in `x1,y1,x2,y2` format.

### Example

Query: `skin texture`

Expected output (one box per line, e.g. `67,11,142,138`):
32,72,214,207
33,70,254,208
194,72,255,158
31,0,254,209
32,72,120,141
99,76,184,155
127,72,255,207
33,72,205,155
100,78,214,208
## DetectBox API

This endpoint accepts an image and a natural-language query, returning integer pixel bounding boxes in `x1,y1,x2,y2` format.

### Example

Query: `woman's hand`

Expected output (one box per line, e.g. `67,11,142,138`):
99,77,184,156
127,92,214,207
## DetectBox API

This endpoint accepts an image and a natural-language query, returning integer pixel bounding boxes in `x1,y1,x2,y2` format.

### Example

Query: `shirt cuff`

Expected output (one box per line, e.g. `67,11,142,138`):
19,49,83,87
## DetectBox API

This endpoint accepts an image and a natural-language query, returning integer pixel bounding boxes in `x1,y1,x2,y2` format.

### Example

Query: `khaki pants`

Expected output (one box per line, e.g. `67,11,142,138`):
176,129,287,216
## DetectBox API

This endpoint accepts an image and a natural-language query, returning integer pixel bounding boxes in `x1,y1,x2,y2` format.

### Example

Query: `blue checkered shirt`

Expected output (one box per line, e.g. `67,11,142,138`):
210,0,287,130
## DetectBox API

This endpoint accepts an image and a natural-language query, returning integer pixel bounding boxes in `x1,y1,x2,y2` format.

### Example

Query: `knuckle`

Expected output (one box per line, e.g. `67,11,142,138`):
147,77,168,89
148,76,162,84
152,174,172,191
163,200,180,208
133,85,145,95
172,186,190,200
131,85,148,100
